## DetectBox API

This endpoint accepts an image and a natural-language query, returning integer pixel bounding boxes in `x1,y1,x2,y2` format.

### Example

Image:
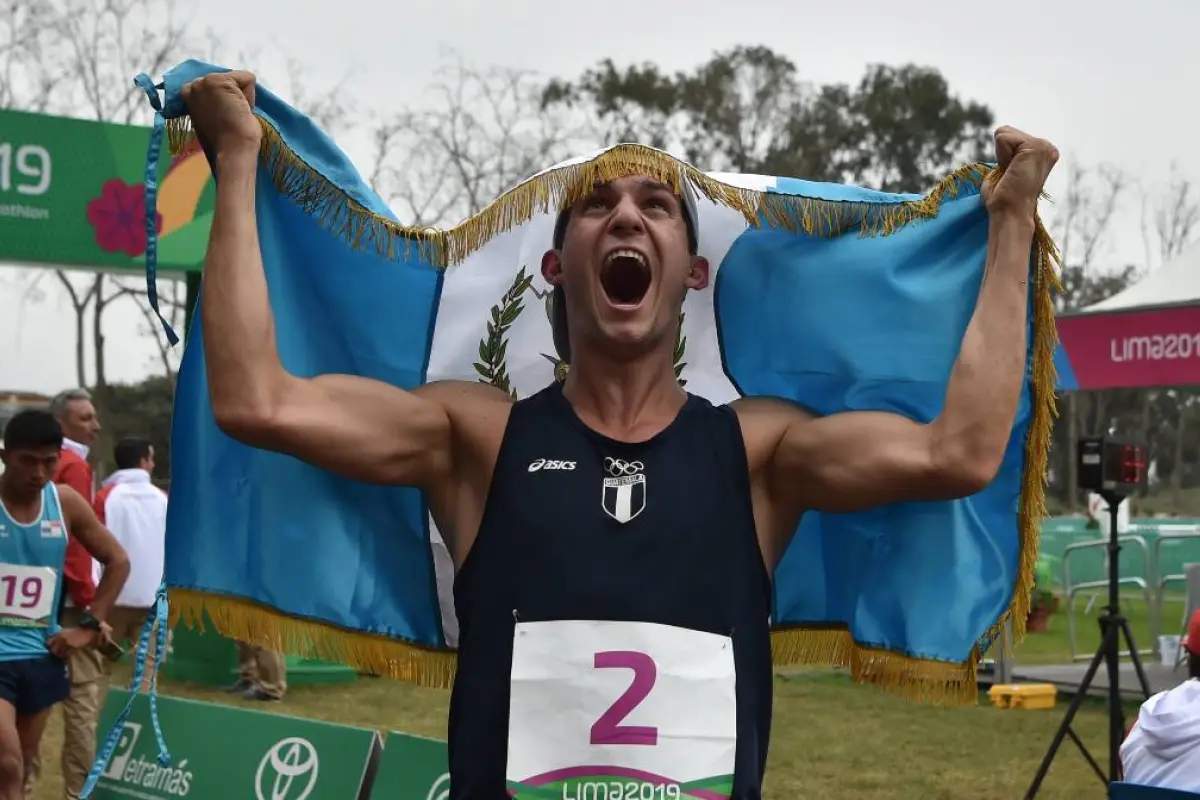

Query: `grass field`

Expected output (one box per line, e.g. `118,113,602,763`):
28,597,1192,800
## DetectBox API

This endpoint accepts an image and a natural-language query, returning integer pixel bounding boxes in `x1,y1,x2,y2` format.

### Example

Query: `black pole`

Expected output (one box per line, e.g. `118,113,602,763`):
1025,489,1153,799
183,271,201,344
1101,492,1124,782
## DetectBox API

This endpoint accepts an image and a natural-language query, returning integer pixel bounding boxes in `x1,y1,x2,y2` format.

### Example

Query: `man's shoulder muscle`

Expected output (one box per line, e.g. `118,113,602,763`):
416,380,513,447
729,396,814,472
417,380,513,564
723,397,815,569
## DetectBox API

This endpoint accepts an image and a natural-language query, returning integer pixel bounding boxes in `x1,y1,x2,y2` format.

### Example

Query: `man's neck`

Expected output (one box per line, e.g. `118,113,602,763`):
103,467,150,487
62,437,89,460
563,344,687,442
0,478,39,512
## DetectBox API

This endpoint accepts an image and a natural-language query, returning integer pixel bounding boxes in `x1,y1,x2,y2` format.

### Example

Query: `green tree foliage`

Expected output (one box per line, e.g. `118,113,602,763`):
92,377,175,483
542,46,994,192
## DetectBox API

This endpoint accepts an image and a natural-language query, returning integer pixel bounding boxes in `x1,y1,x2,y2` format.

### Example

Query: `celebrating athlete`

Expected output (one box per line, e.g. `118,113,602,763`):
183,70,1057,799
0,411,130,800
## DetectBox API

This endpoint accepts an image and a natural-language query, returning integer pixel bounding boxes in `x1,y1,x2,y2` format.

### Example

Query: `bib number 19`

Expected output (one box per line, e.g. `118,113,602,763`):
0,574,44,610
0,565,56,627
590,650,658,746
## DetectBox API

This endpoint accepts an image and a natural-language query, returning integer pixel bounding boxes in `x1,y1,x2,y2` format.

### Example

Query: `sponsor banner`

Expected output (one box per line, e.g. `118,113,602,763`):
1056,305,1200,390
372,732,448,800
0,108,210,273
93,689,380,800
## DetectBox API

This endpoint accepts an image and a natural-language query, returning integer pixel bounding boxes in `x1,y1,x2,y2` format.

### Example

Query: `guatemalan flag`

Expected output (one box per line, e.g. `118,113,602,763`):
138,60,1059,704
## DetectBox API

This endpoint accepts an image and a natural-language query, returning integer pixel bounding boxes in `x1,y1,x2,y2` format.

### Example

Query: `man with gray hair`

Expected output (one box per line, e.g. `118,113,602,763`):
47,389,104,800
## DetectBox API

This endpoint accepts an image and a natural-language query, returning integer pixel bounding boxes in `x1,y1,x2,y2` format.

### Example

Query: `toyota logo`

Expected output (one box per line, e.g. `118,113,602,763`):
426,773,451,800
604,457,643,477
255,737,319,800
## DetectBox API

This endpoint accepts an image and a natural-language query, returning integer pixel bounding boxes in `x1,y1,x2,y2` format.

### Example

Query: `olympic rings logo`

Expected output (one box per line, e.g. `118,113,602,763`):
604,458,644,477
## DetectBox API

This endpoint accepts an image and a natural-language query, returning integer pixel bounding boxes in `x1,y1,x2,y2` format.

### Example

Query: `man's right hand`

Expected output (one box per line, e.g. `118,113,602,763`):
182,70,261,156
47,626,96,658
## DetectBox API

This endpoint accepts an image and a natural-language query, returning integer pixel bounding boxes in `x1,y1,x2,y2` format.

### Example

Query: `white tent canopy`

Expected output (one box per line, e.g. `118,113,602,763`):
1085,240,1200,312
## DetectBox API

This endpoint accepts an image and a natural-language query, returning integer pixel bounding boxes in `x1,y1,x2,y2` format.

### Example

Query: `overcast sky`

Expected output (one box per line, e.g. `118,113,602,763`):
2,0,1197,394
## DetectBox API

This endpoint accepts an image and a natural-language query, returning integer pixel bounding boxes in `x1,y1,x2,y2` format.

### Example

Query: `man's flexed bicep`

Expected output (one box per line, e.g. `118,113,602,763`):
184,72,510,493
737,397,998,563
217,374,506,491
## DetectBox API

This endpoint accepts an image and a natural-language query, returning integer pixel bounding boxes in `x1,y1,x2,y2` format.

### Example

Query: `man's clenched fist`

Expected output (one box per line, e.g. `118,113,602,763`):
182,70,261,156
983,125,1060,221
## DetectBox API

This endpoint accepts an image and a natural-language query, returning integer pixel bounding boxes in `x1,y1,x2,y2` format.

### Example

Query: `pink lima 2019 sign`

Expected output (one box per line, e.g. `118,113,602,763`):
1056,304,1200,390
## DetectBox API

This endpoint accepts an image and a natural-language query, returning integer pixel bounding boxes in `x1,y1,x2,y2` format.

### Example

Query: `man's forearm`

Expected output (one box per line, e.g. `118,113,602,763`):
203,147,286,427
88,555,130,620
932,212,1037,474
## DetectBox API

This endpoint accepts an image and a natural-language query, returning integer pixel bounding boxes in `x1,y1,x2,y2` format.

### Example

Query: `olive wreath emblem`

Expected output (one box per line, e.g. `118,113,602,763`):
473,266,689,399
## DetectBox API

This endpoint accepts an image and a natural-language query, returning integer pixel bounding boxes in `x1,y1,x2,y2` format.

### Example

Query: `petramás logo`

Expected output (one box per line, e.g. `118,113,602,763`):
101,721,194,796
255,737,319,800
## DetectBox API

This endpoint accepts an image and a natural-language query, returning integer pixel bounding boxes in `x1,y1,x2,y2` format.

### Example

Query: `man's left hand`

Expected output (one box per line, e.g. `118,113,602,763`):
47,626,96,658
983,126,1060,220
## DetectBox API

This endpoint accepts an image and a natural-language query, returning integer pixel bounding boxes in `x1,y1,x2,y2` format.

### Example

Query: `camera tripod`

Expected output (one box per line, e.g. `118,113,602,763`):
1024,492,1153,798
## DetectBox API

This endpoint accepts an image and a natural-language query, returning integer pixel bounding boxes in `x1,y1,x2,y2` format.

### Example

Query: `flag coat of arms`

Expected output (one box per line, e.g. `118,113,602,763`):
141,60,1058,704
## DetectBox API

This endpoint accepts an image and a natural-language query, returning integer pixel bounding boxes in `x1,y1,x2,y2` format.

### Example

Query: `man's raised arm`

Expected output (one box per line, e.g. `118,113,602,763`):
185,71,467,489
740,127,1059,537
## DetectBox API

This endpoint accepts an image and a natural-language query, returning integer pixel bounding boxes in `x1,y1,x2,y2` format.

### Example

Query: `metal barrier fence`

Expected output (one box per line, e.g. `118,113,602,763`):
1063,535,1153,661
1048,518,1200,661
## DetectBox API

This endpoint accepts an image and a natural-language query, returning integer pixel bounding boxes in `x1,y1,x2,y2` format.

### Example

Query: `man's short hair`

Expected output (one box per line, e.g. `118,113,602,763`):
113,437,153,471
3,410,63,452
548,187,699,364
48,388,92,421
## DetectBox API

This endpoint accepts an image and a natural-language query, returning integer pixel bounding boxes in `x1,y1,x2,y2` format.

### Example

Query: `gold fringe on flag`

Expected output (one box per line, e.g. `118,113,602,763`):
163,112,1060,704
170,589,458,688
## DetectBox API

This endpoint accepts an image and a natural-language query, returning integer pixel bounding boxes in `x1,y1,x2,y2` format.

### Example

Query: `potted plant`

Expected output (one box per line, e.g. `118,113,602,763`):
1026,556,1060,633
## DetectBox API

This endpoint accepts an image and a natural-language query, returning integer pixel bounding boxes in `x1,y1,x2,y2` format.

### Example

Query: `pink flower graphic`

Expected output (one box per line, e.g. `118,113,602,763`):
86,179,163,257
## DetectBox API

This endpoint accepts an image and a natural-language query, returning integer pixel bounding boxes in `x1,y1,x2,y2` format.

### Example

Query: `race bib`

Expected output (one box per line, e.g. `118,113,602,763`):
507,620,737,800
0,564,58,628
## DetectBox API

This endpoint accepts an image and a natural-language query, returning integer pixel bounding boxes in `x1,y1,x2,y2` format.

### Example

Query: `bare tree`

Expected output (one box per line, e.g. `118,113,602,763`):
3,0,354,387
1135,165,1200,509
52,271,99,387
1,0,195,390
0,0,58,111
276,55,357,138
99,274,187,378
1051,162,1128,306
1046,162,1129,508
367,56,583,226
1140,162,1200,267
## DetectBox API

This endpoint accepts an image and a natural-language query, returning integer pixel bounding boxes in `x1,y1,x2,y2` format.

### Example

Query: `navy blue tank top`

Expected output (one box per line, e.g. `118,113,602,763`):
449,383,773,799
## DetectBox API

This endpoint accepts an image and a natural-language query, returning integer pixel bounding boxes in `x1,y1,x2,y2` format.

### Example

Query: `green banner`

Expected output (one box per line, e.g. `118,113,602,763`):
93,689,380,800
0,109,211,274
373,732,448,800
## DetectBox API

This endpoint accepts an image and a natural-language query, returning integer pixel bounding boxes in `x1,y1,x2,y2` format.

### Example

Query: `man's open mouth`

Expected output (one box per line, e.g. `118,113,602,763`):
600,249,652,306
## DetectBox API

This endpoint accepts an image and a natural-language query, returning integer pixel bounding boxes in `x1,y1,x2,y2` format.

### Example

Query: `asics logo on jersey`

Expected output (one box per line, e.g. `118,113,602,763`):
604,458,643,477
528,458,577,472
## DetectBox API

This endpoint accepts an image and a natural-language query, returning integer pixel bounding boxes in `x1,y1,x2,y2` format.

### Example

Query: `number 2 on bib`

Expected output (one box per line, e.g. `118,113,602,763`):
590,650,658,746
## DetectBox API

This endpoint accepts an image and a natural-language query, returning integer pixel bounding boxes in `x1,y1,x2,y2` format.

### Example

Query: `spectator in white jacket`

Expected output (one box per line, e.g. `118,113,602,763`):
93,437,167,691
1120,609,1200,791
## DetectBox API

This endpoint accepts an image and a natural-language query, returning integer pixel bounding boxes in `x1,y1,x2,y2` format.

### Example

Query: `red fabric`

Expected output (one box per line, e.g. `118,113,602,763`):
93,483,115,525
53,449,97,608
1186,609,1200,656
